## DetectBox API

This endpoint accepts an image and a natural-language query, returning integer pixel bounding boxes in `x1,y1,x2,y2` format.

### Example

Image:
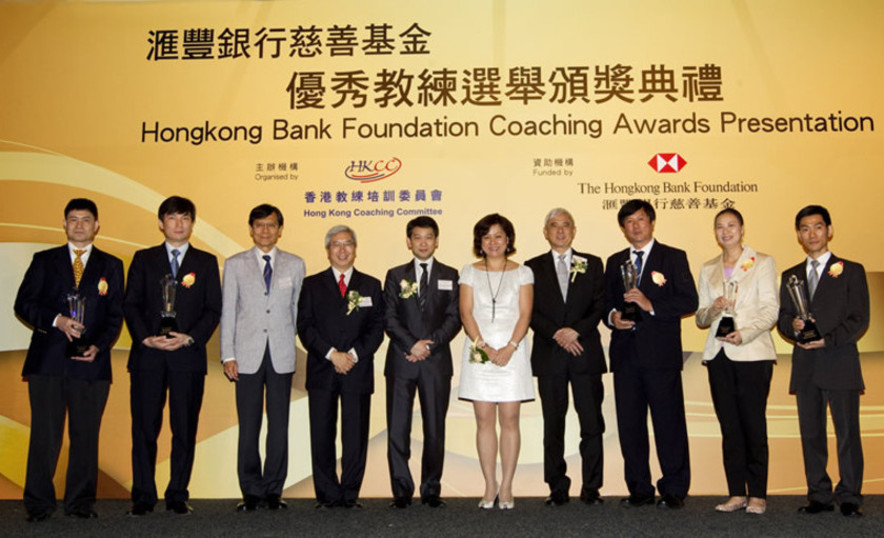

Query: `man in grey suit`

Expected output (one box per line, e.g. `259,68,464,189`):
383,216,460,509
221,204,306,512
778,205,869,518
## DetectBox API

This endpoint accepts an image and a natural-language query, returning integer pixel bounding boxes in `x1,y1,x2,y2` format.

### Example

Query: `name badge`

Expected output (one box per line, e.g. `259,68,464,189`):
359,296,373,307
437,279,453,290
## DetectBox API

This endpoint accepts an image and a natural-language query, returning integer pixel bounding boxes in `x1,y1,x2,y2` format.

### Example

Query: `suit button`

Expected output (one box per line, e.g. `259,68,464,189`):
266,309,271,314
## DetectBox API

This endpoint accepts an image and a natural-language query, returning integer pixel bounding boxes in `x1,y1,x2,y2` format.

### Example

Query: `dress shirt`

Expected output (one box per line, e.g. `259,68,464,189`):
806,251,832,281
414,257,435,295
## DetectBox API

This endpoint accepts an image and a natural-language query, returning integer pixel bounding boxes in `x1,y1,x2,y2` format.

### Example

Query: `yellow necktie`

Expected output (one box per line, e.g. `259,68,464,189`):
73,249,86,288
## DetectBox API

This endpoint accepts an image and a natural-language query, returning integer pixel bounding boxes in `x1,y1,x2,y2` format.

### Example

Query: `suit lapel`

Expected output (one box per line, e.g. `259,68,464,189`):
54,246,77,291
78,247,103,292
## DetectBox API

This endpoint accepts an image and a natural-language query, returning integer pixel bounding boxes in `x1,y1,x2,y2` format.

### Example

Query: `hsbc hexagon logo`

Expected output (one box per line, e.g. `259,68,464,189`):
648,153,687,173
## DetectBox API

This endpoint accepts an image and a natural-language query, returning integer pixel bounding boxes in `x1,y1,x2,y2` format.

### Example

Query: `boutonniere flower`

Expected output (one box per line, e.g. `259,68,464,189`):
651,271,667,286
569,256,587,283
97,277,108,296
399,279,418,299
181,272,196,288
346,290,362,315
468,337,489,364
740,257,755,271
828,261,844,278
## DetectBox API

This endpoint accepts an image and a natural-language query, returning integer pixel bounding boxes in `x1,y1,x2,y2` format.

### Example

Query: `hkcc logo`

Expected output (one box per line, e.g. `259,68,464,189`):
345,158,402,182
648,153,687,173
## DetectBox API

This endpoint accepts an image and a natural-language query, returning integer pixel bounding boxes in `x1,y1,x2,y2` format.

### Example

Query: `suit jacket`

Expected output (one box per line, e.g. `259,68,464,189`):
297,267,384,394
696,246,778,362
604,241,698,371
777,255,869,391
14,245,124,381
124,244,222,374
383,259,461,380
525,250,606,376
220,247,306,375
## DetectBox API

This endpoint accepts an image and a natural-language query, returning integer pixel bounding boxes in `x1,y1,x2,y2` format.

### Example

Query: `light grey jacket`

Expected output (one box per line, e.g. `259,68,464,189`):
221,247,306,374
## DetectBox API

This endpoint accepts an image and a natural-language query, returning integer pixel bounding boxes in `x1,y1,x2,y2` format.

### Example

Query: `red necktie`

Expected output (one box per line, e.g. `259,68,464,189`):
338,273,347,298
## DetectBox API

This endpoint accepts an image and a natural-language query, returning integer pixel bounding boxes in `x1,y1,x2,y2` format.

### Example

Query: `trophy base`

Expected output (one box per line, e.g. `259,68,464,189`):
716,316,736,338
158,317,179,338
66,338,90,358
797,320,821,344
621,302,643,323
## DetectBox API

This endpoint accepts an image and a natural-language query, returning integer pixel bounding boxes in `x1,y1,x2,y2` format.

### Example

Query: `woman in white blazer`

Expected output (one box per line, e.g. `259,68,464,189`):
696,208,778,515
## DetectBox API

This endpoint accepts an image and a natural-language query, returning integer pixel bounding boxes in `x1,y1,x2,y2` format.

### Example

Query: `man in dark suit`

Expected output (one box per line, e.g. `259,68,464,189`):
525,208,606,507
604,199,698,510
383,216,460,509
14,198,124,522
297,225,384,509
221,204,305,512
777,205,869,518
123,196,221,516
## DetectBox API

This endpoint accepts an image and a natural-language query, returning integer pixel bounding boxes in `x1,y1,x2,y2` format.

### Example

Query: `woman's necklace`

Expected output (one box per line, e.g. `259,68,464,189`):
484,258,506,322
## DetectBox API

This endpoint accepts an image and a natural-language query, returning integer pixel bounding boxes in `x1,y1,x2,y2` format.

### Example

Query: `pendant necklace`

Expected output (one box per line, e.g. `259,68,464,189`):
484,258,506,322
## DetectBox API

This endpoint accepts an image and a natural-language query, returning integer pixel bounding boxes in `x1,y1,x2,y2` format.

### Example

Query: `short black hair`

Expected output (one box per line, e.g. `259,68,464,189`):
472,213,516,258
64,198,98,220
617,199,655,227
794,205,831,229
158,196,196,220
249,203,284,227
406,216,438,237
714,207,743,226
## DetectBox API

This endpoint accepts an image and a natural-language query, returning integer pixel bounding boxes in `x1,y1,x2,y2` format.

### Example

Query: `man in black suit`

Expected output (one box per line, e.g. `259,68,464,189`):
525,208,606,507
297,225,384,509
14,198,124,522
383,216,460,509
777,205,869,518
604,199,698,510
123,196,221,516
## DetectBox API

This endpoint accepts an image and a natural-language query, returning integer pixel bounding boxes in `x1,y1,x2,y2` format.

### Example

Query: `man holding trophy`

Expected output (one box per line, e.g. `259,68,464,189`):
604,199,698,510
14,198,124,521
778,205,869,518
123,196,222,516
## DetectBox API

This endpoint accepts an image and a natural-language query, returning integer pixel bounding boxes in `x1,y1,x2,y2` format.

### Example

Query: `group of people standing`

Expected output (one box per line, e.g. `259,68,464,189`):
14,195,869,523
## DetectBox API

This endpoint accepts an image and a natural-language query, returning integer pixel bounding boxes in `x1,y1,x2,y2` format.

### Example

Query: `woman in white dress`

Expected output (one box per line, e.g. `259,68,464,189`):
458,213,534,510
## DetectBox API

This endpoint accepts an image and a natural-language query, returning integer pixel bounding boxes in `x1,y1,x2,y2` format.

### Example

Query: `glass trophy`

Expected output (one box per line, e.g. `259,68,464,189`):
65,290,89,357
715,281,738,338
787,275,821,343
158,274,179,337
619,260,642,322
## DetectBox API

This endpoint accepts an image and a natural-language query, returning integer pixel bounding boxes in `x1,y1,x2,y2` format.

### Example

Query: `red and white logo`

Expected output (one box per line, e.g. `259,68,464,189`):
648,153,687,173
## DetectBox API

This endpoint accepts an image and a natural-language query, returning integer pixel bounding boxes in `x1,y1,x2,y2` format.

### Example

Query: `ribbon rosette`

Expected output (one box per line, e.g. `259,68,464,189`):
399,279,418,299
346,290,362,315
828,261,844,278
651,271,667,286
181,272,196,288
740,257,755,271
569,256,587,283
97,277,108,296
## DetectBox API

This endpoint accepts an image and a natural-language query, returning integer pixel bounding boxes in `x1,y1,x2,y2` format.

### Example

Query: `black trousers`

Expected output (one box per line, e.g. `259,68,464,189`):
537,372,604,497
385,371,451,501
235,347,293,498
130,367,205,507
308,389,371,504
706,351,773,498
24,374,109,516
613,366,690,499
794,378,863,505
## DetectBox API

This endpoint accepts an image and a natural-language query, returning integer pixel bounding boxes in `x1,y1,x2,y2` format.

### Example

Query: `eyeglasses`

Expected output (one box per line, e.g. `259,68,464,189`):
330,240,354,248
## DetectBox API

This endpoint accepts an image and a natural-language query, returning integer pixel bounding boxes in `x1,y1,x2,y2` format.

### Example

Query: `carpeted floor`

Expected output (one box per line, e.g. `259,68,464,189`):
2,496,882,537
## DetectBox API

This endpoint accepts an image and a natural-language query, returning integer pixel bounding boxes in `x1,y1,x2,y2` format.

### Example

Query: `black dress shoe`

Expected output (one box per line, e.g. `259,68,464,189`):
657,495,685,510
580,489,604,505
126,503,153,516
798,500,834,514
544,491,569,506
620,495,654,507
67,509,98,519
342,501,364,509
26,512,51,523
840,502,863,517
265,495,287,510
389,497,412,509
236,496,259,512
166,501,194,515
314,501,336,509
422,496,446,508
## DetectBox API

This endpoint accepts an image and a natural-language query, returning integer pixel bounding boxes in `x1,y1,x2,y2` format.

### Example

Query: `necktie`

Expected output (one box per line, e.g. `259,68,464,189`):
634,250,644,285
262,255,272,293
338,273,347,298
808,259,820,298
556,254,569,299
418,262,429,311
171,249,180,278
73,249,86,288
